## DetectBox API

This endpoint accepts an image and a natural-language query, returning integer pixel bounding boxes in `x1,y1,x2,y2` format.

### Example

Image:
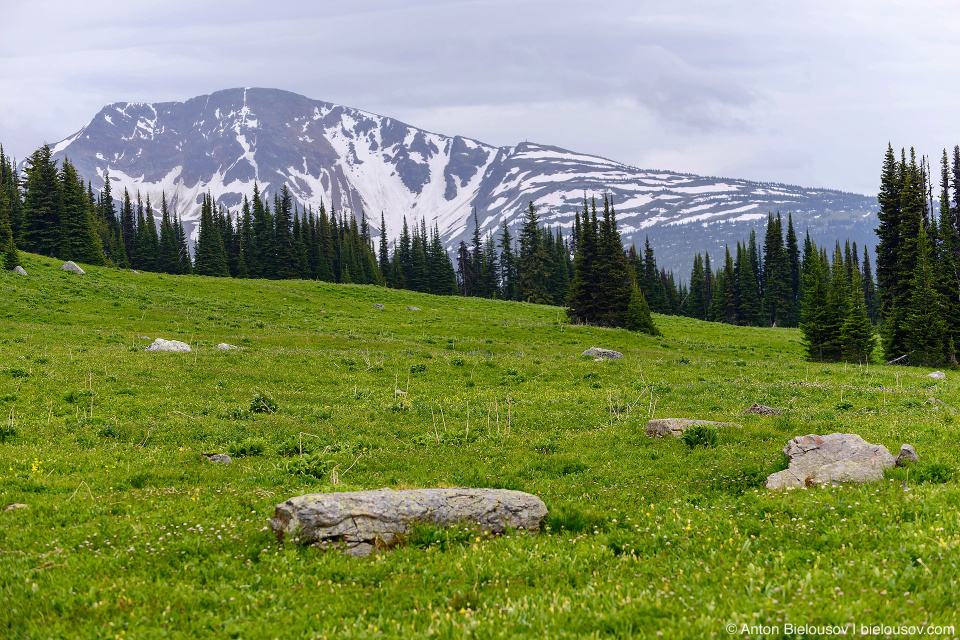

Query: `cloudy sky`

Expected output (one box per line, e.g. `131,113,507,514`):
1,0,957,196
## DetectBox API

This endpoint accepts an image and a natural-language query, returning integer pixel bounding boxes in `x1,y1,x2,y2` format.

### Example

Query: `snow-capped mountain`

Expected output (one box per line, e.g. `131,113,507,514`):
46,87,877,274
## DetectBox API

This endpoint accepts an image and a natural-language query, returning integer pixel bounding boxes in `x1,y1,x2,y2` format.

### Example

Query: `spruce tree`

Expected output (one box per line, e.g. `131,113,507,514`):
841,263,876,364
517,201,552,304
625,282,660,336
193,194,229,277
566,198,599,323
499,222,517,301
800,249,838,361
736,241,761,325
273,186,298,279
57,160,105,265
20,144,60,256
903,226,946,366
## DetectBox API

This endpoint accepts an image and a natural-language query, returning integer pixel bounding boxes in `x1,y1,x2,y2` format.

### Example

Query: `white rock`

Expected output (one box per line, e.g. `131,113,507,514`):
928,371,946,379
145,338,191,353
217,343,239,350
61,261,85,274
581,347,623,361
12,266,27,275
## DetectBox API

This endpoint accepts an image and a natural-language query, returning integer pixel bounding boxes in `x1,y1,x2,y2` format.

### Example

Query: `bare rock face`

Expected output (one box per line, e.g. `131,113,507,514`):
766,433,896,490
743,403,781,416
272,488,548,557
928,371,946,380
61,261,85,274
145,338,191,352
645,418,739,437
895,444,920,467
581,347,623,361
12,266,27,275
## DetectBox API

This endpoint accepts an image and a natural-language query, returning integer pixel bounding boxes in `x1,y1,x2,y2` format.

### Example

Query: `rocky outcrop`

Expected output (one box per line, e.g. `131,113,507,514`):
645,418,739,437
581,347,623,361
61,261,85,274
895,444,920,467
272,488,548,557
766,433,896,490
743,403,781,416
145,338,191,352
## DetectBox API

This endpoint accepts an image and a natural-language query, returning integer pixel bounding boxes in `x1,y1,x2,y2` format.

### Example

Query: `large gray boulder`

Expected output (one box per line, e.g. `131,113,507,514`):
928,371,947,380
766,433,896,490
272,488,548,557
581,347,623,361
145,338,191,352
646,418,740,437
12,266,27,275
61,261,85,274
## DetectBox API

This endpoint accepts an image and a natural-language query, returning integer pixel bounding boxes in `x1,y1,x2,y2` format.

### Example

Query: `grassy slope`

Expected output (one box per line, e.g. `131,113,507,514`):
1,253,958,639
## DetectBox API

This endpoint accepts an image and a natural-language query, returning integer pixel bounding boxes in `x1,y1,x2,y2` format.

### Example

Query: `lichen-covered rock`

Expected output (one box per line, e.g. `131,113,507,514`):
928,371,946,380
645,418,739,437
272,488,548,557
12,266,27,275
581,347,623,361
766,433,896,490
743,403,781,416
61,261,85,274
145,338,191,352
895,444,920,467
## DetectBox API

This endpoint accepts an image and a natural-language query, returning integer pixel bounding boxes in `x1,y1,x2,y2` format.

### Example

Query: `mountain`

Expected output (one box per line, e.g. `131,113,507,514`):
45,87,877,274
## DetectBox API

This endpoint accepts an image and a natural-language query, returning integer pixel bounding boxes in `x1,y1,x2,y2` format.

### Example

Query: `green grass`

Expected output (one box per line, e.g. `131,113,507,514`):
1,253,959,639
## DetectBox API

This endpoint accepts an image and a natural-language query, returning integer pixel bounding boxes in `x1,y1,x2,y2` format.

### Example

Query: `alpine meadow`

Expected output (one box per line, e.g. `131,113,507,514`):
3,112,960,639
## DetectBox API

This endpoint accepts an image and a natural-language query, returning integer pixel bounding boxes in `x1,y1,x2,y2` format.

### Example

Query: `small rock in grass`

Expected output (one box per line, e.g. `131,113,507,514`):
373,304,385,310
3,503,27,513
928,371,946,379
646,418,740,437
202,453,232,465
145,338,191,352
13,266,27,275
895,444,920,467
581,347,622,361
766,433,895,490
742,403,782,416
61,261,85,274
217,343,239,350
406,306,421,311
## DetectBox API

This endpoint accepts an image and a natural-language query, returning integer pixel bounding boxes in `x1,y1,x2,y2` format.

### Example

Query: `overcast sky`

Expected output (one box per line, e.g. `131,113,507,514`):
1,0,957,196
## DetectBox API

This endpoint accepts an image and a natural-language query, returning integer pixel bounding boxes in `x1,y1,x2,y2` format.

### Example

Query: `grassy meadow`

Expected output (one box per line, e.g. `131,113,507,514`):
1,253,959,639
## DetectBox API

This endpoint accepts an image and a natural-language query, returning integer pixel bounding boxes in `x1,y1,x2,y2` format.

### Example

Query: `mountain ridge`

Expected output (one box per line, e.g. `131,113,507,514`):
42,87,878,274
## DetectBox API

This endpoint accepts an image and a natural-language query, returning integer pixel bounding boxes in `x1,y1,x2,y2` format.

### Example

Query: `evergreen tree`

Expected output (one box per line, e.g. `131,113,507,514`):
566,197,599,323
784,213,801,326
517,201,552,304
736,241,761,325
499,222,517,301
120,189,136,265
625,282,660,336
273,185,298,279
20,144,60,256
903,226,946,366
193,194,229,277
841,263,876,364
378,212,390,284
800,249,839,361
158,194,179,274
56,160,105,265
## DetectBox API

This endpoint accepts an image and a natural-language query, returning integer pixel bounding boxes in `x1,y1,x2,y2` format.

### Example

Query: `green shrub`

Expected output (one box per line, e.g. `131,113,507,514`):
228,437,267,457
278,451,331,479
277,435,320,457
249,393,278,414
680,425,718,448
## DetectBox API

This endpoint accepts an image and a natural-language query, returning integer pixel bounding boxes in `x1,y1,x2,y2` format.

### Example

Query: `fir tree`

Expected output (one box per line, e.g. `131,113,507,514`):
517,202,553,304
57,160,105,265
841,263,876,364
625,282,660,336
903,226,946,366
193,194,229,277
20,144,60,256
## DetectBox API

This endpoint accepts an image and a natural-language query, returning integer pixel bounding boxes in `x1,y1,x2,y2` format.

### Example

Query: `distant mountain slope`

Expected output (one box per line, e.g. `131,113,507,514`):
45,87,878,274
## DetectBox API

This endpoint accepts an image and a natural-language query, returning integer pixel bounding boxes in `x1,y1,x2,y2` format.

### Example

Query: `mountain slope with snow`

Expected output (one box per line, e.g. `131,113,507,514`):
46,87,877,273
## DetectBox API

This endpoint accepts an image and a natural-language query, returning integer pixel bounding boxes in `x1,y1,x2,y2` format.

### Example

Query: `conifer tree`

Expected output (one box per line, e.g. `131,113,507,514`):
784,213,801,326
20,144,60,256
567,198,599,323
273,186,298,280
625,282,660,335
841,262,876,364
800,248,838,361
903,226,946,366
193,194,229,277
499,222,517,301
57,160,105,265
120,189,136,265
736,241,761,325
517,202,553,304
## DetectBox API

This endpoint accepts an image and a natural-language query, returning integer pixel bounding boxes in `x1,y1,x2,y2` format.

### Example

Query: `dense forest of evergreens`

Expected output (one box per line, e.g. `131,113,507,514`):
4,140,960,362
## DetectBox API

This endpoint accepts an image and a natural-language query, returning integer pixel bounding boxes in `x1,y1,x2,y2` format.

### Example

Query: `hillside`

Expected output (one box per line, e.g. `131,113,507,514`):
44,88,877,274
1,256,957,638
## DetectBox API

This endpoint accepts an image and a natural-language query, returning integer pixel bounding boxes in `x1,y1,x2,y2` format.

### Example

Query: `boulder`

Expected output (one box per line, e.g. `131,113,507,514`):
216,343,239,350
272,488,548,557
928,371,946,380
406,306,421,311
766,433,896,490
743,403,781,416
3,503,27,513
202,453,232,465
581,347,623,361
61,261,85,274
895,444,920,467
12,266,27,275
145,338,191,352
373,304,385,310
646,418,739,437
